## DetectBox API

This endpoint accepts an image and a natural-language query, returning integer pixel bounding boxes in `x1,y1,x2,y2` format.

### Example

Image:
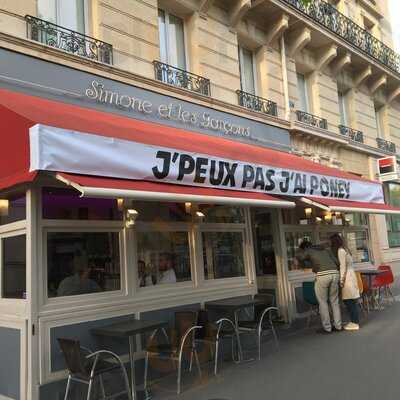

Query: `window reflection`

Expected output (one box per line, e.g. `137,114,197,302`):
3,235,26,299
47,232,121,297
137,231,191,286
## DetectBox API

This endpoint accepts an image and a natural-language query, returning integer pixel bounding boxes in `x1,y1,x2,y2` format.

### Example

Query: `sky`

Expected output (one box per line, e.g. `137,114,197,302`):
389,0,400,51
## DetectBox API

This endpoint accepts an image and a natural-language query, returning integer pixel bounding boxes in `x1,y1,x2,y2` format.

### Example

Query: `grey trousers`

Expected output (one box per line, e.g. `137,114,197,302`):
314,273,342,331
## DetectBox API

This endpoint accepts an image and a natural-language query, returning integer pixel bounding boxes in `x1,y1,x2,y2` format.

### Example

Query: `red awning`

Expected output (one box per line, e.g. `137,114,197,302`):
301,197,400,215
0,87,381,191
55,173,295,208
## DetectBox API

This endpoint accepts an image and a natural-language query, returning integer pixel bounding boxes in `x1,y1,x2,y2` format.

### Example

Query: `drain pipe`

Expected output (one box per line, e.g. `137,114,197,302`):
281,34,290,121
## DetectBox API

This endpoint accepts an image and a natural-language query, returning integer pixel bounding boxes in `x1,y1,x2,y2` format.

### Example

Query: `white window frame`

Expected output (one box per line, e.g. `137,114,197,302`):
238,45,257,95
158,8,188,70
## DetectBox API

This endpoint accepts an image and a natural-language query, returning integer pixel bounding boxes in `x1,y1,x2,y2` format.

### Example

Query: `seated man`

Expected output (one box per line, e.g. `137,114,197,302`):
157,252,177,284
57,253,101,297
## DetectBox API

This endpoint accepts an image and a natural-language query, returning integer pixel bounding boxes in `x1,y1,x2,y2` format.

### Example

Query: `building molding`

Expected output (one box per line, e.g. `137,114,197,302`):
330,52,352,75
354,65,372,88
199,0,215,14
387,86,400,104
265,14,289,46
229,0,252,27
369,74,387,94
287,27,311,58
315,44,338,71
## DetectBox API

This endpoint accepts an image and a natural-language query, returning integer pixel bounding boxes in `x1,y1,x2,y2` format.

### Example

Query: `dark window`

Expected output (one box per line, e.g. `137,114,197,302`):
47,232,121,298
3,235,26,299
0,193,26,225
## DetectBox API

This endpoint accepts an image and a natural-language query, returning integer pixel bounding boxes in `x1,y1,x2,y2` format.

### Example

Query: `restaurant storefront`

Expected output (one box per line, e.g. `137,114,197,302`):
1,48,400,400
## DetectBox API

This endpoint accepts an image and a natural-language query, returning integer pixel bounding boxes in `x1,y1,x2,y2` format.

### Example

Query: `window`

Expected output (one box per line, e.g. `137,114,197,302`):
386,183,400,247
38,0,86,33
47,232,121,298
137,231,191,286
297,73,309,112
202,231,245,279
375,105,383,138
2,235,26,299
286,231,313,271
158,9,186,69
338,90,347,126
42,188,123,221
238,46,256,95
346,230,370,263
0,193,26,226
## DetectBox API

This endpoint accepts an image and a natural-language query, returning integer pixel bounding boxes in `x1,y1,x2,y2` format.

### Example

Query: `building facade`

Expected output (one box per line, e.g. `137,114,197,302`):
1,0,400,399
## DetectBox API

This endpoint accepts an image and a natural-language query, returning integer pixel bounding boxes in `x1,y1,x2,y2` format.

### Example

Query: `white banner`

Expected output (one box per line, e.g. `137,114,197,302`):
29,124,384,204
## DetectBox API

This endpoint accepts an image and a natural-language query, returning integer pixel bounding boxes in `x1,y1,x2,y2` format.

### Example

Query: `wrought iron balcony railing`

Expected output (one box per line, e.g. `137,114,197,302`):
281,0,400,76
376,138,396,153
296,110,328,129
25,15,113,64
236,90,278,117
338,125,364,143
153,61,211,96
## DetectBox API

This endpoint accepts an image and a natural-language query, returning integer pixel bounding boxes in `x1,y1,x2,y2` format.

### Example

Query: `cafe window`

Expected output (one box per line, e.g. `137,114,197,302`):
202,231,245,279
238,46,256,95
386,183,400,247
47,231,121,298
2,234,26,299
136,231,191,286
42,188,123,221
0,193,26,225
286,231,313,271
38,0,86,33
158,9,186,69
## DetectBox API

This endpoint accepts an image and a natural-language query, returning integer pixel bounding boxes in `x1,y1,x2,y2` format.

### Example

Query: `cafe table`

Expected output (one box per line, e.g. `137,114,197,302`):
91,319,168,400
358,269,386,310
205,297,264,362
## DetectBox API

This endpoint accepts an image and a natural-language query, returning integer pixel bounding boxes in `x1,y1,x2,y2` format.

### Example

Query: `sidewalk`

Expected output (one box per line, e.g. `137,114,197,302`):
148,302,400,400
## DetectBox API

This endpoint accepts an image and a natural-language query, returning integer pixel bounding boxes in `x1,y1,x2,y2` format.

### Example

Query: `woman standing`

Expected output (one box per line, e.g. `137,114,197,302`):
330,234,360,331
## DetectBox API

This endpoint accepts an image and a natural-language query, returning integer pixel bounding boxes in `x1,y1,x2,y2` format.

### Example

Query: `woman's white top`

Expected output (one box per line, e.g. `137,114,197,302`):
338,247,360,300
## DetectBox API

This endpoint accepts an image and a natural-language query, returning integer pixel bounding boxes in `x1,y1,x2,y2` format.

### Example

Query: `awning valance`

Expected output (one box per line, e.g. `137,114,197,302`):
300,197,400,215
56,173,295,208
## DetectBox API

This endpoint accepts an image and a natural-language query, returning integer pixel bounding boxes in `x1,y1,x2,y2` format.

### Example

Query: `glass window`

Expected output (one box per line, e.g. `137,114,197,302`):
158,9,186,69
201,205,244,224
38,0,85,33
375,104,383,138
297,73,309,112
346,230,370,263
239,46,256,95
285,231,313,271
0,193,26,225
202,231,245,279
136,231,191,286
133,202,190,223
42,188,123,220
47,232,121,298
386,183,400,247
2,235,26,299
338,90,347,126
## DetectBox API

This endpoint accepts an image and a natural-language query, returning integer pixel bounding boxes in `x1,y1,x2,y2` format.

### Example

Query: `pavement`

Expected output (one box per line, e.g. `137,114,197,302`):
147,301,400,400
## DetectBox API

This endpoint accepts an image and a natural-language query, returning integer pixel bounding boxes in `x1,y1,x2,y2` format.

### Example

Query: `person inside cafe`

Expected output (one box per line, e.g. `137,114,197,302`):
330,233,360,331
262,251,276,274
296,240,342,334
138,259,154,287
157,252,177,284
57,251,101,296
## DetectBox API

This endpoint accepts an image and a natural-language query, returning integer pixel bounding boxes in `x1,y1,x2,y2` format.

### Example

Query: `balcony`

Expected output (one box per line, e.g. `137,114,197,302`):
236,90,278,117
153,61,211,96
25,15,113,64
280,0,400,76
296,110,328,129
338,125,364,143
376,138,396,153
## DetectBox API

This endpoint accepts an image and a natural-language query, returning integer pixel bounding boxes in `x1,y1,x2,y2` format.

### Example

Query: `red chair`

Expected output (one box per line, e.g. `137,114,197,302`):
378,265,395,304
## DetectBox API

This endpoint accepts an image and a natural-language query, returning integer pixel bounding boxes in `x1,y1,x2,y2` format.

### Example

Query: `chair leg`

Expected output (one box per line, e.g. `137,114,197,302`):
214,340,219,376
144,352,149,391
99,375,106,400
64,375,72,400
258,331,262,361
189,349,194,372
116,357,133,400
177,358,182,395
86,378,93,400
272,326,279,348
194,350,202,378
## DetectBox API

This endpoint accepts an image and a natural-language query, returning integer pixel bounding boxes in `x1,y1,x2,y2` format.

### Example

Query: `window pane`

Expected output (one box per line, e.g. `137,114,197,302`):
42,188,122,220
168,13,186,69
201,205,244,224
47,232,121,298
158,9,168,63
0,193,26,225
202,231,245,279
38,0,57,23
3,235,26,299
285,231,313,270
346,230,370,263
386,183,400,247
137,231,191,286
57,0,85,33
338,91,347,126
134,202,190,222
239,47,255,94
375,105,382,138
297,73,309,112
